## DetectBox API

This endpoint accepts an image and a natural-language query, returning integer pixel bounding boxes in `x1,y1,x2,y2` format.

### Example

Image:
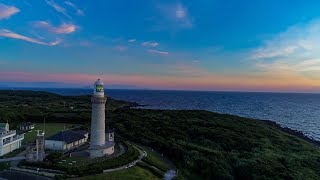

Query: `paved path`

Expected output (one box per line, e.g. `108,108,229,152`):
0,170,52,180
103,145,146,173
10,167,57,178
0,156,25,162
165,170,177,180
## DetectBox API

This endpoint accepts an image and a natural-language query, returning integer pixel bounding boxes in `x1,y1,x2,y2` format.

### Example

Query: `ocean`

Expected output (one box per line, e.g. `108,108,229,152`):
4,88,320,141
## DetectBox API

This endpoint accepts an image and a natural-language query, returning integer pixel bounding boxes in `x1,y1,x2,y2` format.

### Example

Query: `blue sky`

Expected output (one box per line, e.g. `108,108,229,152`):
1,0,320,92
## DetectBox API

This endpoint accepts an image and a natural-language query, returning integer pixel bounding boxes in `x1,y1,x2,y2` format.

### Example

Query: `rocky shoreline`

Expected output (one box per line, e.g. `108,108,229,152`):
261,119,320,147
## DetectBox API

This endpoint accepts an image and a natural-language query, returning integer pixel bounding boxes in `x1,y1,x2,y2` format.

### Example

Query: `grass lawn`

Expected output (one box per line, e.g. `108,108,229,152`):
59,156,90,167
137,145,169,172
79,166,161,180
22,123,75,145
0,162,10,170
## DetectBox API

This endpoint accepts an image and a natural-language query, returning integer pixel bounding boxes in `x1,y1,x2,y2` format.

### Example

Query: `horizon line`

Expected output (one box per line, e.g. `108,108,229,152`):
1,86,320,95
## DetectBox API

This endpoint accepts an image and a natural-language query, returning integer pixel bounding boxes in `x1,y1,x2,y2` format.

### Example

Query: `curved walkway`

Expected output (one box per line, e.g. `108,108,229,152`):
103,145,146,173
9,144,146,178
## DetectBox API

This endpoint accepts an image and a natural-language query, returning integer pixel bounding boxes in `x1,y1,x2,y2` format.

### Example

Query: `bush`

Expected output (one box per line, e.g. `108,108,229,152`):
45,152,63,164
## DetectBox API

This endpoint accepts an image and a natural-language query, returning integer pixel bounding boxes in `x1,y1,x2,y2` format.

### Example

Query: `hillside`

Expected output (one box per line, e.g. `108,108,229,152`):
0,90,137,125
109,109,320,179
1,90,320,179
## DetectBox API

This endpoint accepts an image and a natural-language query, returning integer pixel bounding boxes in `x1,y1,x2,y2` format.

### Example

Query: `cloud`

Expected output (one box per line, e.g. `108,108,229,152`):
33,21,77,34
0,3,20,20
155,2,193,30
251,19,320,80
142,41,159,47
64,1,84,16
45,0,70,18
128,39,136,43
148,49,169,56
251,21,320,60
0,29,61,46
114,45,128,52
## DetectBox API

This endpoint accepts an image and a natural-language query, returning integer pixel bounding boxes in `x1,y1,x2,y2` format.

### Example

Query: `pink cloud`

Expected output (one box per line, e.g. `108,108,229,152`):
148,49,169,56
0,3,20,20
142,41,159,47
33,21,77,34
0,29,61,46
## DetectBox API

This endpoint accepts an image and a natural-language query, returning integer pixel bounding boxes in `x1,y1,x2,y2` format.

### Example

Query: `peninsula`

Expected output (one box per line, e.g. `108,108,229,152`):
0,90,320,179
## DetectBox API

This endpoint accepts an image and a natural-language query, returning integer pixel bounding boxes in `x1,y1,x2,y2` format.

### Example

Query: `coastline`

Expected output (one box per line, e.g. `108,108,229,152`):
127,102,320,147
128,102,320,147
261,119,320,147
2,90,320,179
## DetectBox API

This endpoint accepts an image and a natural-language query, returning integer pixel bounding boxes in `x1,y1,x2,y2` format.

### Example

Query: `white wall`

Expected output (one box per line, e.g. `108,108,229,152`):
45,140,66,151
45,138,88,151
0,141,21,156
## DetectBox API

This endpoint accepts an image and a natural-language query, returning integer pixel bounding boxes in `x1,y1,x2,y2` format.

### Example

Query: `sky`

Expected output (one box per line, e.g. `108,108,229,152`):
1,0,320,92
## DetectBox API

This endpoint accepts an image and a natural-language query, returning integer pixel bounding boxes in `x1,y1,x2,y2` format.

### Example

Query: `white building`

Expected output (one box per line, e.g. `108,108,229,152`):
45,130,88,151
89,79,115,158
18,122,35,131
0,123,24,157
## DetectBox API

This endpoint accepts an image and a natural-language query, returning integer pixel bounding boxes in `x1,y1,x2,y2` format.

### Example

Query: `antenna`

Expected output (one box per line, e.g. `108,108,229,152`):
43,117,46,134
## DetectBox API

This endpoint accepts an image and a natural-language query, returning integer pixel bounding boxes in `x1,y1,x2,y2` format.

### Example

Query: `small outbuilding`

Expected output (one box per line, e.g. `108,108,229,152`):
45,130,88,151
18,122,35,131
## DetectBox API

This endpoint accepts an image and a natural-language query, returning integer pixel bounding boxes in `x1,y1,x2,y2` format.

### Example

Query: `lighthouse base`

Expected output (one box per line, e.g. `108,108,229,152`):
89,141,115,158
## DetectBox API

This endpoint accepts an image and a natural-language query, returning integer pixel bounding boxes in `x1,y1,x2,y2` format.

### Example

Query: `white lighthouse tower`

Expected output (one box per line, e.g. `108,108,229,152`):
89,79,115,158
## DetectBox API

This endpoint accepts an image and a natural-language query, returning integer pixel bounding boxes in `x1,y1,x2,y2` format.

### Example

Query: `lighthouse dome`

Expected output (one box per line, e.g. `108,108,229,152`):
93,79,105,97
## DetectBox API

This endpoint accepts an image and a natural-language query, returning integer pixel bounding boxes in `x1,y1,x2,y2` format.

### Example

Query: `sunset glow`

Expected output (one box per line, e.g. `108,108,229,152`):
2,1,320,92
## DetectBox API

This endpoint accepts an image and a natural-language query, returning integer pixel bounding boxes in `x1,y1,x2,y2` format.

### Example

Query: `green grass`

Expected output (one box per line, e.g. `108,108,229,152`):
138,145,169,172
0,162,10,170
59,156,92,167
23,123,75,144
79,166,161,180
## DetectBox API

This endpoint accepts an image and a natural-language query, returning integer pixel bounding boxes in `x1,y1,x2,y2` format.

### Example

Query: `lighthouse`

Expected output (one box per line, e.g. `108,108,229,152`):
89,79,115,158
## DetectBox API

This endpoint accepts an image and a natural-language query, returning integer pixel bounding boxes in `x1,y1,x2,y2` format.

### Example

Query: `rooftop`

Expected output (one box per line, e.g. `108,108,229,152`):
46,130,87,144
19,122,34,126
